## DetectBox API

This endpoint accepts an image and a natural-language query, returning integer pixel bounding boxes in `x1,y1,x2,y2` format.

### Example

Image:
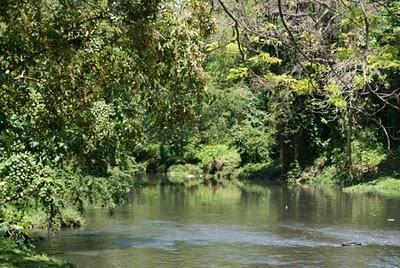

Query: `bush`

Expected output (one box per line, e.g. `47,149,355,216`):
0,153,133,232
167,164,204,186
306,166,340,186
351,139,386,175
19,207,84,229
0,153,65,231
196,144,241,177
230,123,274,164
168,164,203,179
61,208,85,228
0,153,40,204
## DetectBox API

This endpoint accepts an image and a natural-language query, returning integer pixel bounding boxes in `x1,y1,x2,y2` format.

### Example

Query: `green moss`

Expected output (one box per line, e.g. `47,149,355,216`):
0,238,72,268
344,177,400,197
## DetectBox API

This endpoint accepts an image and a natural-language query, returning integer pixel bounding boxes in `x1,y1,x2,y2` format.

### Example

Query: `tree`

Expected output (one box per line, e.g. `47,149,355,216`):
213,0,400,180
0,0,212,172
0,0,213,229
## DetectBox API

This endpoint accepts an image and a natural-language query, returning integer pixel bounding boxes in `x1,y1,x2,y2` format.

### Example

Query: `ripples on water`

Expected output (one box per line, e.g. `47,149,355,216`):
283,224,400,247
37,184,400,267
113,222,339,250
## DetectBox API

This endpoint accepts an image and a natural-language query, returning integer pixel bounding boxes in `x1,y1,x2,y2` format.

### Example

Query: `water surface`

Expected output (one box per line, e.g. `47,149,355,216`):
37,183,400,267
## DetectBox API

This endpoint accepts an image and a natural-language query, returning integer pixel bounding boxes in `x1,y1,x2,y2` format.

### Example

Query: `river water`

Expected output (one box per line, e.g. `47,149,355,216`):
37,182,400,267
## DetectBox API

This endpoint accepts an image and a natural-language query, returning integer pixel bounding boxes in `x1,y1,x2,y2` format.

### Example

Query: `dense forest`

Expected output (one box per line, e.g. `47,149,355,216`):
0,0,400,262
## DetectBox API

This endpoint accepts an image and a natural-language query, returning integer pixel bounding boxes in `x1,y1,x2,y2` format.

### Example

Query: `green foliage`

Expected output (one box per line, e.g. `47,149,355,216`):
0,222,27,243
286,161,302,184
0,238,72,268
60,208,85,228
0,153,40,203
306,166,341,186
0,153,132,231
248,52,282,66
202,0,400,185
67,173,132,214
231,124,274,164
168,164,203,179
344,176,400,197
167,164,204,187
351,139,386,175
0,0,400,239
195,85,257,144
0,154,66,231
0,0,212,231
227,67,248,81
196,144,241,177
7,207,84,230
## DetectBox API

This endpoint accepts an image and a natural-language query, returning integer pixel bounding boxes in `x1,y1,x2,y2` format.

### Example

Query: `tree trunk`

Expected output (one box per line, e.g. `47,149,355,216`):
345,105,353,179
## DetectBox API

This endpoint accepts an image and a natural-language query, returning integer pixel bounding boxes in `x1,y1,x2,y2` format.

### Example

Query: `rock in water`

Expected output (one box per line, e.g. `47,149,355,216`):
341,242,362,247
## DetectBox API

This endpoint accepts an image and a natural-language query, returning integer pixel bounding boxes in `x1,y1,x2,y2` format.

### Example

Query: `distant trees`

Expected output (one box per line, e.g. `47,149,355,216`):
212,0,400,180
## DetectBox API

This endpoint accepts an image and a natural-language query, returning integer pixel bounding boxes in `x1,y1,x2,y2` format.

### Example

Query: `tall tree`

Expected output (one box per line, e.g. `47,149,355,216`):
213,0,400,180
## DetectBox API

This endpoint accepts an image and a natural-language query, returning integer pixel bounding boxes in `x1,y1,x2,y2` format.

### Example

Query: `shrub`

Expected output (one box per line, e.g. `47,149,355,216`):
168,164,203,179
0,153,40,204
196,144,241,177
230,123,274,164
167,164,204,186
61,208,85,228
0,153,133,232
306,166,340,186
351,139,386,175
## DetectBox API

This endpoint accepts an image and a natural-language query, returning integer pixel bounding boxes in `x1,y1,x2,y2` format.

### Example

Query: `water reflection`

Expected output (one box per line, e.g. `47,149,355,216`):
37,182,400,268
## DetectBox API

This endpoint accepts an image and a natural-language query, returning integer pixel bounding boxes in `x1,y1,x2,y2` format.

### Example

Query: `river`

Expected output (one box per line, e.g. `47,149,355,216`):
37,182,400,267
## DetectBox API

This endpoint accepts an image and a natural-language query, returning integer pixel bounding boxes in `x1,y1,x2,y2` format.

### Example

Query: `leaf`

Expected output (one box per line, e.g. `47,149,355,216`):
248,52,282,66
227,67,248,80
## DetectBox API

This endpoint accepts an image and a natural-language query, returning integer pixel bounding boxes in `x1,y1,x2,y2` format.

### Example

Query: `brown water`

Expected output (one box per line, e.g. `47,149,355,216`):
37,182,400,267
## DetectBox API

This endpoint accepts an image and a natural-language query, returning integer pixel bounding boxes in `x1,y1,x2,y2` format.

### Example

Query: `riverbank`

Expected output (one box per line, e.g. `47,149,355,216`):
165,162,400,198
343,176,400,197
0,238,72,268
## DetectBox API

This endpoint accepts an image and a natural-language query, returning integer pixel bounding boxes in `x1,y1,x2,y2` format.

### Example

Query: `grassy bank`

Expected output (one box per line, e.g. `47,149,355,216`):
0,239,72,268
164,156,400,200
298,168,400,198
344,176,400,197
